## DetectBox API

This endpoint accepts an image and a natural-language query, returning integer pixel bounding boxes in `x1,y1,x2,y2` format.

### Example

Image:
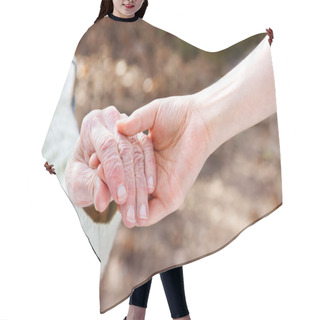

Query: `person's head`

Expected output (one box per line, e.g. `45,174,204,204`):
95,0,148,23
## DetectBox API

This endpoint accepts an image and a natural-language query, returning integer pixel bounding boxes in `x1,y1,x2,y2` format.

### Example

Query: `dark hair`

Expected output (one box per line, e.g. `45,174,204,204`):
94,0,148,23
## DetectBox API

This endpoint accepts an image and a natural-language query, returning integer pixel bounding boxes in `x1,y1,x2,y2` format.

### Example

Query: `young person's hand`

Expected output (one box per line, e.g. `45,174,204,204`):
65,106,156,228
117,36,276,226
117,95,212,226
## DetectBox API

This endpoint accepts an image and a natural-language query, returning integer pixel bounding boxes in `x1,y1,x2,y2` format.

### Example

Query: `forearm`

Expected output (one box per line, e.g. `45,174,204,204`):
193,36,276,155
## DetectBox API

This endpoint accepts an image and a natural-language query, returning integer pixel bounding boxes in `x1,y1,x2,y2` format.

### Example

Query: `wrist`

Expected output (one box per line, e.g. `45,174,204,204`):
191,78,236,156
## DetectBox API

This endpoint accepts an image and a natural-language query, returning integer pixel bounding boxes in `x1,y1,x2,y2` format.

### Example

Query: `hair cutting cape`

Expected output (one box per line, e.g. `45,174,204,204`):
42,14,282,314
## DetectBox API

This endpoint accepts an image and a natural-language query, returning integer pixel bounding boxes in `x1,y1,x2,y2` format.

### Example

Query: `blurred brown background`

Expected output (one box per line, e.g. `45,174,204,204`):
73,18,281,311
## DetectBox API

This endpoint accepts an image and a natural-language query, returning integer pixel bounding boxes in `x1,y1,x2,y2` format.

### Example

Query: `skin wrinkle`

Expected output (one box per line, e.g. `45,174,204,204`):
193,106,212,158
116,131,136,206
97,134,118,164
133,144,145,186
180,117,209,178
118,140,134,166
82,112,103,163
133,143,144,165
146,100,159,144
152,100,159,131
152,112,190,189
102,106,120,134
120,166,134,188
104,157,123,181
92,176,101,208
153,97,191,153
128,134,154,200
66,103,157,224
139,135,154,178
133,144,148,223
73,140,85,163
73,164,96,206
169,118,186,152
82,109,100,141
151,163,170,211
154,152,183,209
89,152,100,168
152,106,171,152
85,168,96,197
75,144,82,161
117,122,149,225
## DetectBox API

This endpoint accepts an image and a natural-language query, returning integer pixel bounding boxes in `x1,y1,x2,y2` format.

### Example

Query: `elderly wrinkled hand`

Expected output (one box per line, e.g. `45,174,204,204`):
65,106,156,228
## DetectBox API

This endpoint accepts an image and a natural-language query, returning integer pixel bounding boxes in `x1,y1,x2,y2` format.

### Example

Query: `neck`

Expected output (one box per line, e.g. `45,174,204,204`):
112,8,134,19
109,12,139,22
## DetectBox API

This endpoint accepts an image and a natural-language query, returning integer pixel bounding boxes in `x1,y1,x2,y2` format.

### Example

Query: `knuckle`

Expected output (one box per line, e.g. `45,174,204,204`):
97,134,117,155
106,106,117,113
118,141,133,165
97,136,123,178
104,106,119,119
139,133,150,145
139,134,154,153
133,143,144,165
105,158,123,180
120,113,128,119
81,110,101,138
82,109,100,127
102,106,121,129
84,174,95,197
133,145,146,189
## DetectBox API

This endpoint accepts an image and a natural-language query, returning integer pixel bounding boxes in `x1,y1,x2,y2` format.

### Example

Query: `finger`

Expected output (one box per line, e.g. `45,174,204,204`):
82,108,128,205
93,176,111,212
132,141,149,225
90,127,128,205
138,187,185,227
120,113,128,120
89,153,100,169
65,150,96,207
116,100,159,136
141,197,172,227
116,134,137,227
66,158,111,212
97,164,107,185
137,132,156,193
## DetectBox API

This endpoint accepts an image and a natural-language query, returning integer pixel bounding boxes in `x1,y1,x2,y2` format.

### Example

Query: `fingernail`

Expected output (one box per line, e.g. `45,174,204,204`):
147,177,154,190
139,205,148,220
117,184,127,202
126,206,136,224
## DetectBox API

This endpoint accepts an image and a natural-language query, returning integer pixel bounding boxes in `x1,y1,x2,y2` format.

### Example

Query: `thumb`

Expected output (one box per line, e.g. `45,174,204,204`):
117,101,158,136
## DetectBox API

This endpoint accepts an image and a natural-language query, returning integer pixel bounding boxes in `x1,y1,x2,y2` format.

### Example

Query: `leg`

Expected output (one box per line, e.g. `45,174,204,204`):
160,266,190,319
126,278,152,320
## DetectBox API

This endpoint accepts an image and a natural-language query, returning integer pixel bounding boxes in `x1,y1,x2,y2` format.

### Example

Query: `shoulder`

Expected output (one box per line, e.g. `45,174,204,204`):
74,17,112,56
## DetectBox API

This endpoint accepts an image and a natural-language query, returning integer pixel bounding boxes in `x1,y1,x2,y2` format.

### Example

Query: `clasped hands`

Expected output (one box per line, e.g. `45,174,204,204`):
65,106,157,228
65,95,212,228
65,36,275,228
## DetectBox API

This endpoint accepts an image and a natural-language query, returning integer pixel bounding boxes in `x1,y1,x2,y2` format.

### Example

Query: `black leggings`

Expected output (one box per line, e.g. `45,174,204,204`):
129,266,189,319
